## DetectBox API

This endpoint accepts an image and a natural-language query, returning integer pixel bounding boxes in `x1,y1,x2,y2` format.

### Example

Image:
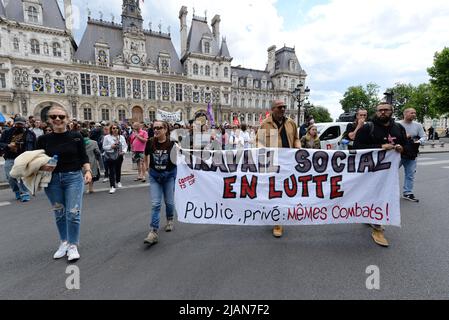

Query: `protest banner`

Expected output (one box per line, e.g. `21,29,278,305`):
175,148,401,226
156,109,181,122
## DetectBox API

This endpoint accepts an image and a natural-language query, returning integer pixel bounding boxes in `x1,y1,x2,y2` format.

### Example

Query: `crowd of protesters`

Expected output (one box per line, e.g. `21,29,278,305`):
0,100,430,260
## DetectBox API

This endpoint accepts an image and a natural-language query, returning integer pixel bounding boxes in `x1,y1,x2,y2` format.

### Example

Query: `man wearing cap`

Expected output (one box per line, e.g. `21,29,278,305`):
0,116,37,202
256,100,301,238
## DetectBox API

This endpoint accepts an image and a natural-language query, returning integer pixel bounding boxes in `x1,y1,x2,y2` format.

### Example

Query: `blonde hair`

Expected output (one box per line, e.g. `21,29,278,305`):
48,105,69,118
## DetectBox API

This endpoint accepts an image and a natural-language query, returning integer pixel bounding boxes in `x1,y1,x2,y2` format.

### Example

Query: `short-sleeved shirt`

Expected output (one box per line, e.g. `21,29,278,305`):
144,138,176,172
130,129,148,152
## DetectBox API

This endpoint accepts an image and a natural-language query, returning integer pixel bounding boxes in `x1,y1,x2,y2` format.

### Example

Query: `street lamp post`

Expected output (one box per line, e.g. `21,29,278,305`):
292,83,310,127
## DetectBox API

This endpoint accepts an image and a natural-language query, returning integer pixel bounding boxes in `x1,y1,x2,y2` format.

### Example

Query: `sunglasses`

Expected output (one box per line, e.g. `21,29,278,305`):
49,115,66,120
112,127,118,130
153,126,165,130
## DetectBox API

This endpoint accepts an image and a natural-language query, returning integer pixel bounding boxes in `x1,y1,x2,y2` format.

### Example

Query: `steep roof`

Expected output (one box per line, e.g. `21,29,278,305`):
0,1,6,18
74,19,183,74
4,0,66,30
186,17,220,55
274,46,302,73
220,38,231,58
231,66,271,81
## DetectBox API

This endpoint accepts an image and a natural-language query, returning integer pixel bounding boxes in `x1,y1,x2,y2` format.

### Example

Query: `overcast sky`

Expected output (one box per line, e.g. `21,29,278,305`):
67,0,449,120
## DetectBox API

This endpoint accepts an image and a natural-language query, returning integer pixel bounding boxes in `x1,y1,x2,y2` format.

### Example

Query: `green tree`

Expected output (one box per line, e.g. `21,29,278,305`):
428,47,449,115
408,83,436,123
340,83,380,116
307,105,333,123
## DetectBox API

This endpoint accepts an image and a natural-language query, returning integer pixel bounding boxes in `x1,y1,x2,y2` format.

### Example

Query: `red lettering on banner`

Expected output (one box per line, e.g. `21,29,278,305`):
223,176,237,199
240,175,258,199
312,174,328,199
298,175,313,197
330,175,344,199
268,176,282,199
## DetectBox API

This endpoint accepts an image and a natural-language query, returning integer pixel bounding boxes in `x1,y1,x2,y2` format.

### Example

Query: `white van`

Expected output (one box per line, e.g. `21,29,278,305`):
299,122,351,150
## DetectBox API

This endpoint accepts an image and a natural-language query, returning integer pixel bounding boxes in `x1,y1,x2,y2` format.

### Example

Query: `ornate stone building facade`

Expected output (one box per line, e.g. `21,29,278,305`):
0,0,308,125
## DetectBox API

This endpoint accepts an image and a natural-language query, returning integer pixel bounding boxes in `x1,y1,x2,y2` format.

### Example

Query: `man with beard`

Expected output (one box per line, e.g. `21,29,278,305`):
0,117,37,202
354,103,407,247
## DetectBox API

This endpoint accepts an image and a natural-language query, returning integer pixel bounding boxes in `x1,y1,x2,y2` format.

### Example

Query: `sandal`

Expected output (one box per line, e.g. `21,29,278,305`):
134,178,142,181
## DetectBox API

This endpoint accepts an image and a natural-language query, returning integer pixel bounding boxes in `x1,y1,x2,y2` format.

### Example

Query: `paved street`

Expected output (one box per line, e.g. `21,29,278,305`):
0,153,449,300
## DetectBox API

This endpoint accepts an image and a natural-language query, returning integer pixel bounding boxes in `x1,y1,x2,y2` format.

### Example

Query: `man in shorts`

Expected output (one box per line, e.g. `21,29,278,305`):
130,122,148,182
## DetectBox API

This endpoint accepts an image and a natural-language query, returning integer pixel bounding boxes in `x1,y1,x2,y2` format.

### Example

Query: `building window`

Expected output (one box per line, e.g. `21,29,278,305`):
193,92,200,103
81,73,91,95
30,39,40,54
162,82,170,101
28,6,39,23
176,84,183,102
32,77,44,92
205,65,211,76
241,98,245,108
101,108,110,121
132,79,141,99
53,43,61,57
149,110,156,121
13,38,19,51
83,108,92,121
224,94,229,104
262,100,266,109
99,76,109,97
116,77,125,98
255,99,259,108
205,93,211,103
54,79,65,94
224,67,229,78
204,42,210,54
98,50,108,65
193,64,199,75
118,109,126,121
233,98,237,107
248,99,252,108
0,73,6,88
148,81,156,100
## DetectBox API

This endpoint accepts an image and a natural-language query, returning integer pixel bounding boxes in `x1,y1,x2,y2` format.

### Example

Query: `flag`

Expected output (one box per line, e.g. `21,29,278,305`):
207,102,215,127
233,116,239,126
265,111,270,119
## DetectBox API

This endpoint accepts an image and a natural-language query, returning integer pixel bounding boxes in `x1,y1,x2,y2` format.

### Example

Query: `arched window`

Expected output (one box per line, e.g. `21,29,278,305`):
30,39,40,54
53,42,61,57
205,65,210,76
28,6,39,23
224,67,229,78
193,64,198,75
204,42,210,54
241,98,245,108
233,98,237,107
248,99,252,108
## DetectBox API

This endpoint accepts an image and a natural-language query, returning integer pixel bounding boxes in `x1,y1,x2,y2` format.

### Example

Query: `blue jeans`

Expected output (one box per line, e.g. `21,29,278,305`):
400,158,417,195
4,159,29,196
44,171,84,245
149,168,177,230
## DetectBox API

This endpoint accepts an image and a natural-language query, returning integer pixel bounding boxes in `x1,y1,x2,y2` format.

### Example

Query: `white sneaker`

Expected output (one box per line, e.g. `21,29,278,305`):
117,182,123,188
67,245,80,261
102,178,108,183
109,187,116,194
53,241,69,259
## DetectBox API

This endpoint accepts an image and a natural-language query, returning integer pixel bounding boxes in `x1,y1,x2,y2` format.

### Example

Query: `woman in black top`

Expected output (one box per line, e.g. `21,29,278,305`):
37,106,92,262
143,121,177,245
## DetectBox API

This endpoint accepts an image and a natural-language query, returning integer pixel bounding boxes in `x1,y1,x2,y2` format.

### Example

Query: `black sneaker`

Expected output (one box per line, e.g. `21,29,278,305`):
403,194,419,202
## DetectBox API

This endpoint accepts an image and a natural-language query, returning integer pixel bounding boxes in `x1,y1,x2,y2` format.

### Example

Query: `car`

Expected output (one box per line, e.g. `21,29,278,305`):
299,122,351,150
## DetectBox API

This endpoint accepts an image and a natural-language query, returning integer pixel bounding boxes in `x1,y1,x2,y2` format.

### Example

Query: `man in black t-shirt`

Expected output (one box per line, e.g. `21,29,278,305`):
342,109,368,149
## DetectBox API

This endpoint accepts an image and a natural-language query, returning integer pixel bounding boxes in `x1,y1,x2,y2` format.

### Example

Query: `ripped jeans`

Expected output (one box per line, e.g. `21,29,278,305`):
44,171,84,245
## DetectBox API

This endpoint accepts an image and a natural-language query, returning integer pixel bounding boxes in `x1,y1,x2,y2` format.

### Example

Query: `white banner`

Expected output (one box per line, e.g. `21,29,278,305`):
175,148,401,226
156,110,181,122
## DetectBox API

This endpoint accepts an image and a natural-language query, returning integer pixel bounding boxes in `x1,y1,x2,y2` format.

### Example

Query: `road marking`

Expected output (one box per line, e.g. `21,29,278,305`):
0,201,11,207
443,166,449,169
417,160,449,166
86,183,148,193
417,158,435,161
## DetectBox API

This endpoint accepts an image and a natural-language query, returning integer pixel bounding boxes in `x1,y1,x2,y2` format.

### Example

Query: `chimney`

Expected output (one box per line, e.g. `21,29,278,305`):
64,0,73,35
211,14,220,41
179,6,188,57
267,45,276,74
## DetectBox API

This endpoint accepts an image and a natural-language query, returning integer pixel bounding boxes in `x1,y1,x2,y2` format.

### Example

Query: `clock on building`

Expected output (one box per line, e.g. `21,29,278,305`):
131,54,141,65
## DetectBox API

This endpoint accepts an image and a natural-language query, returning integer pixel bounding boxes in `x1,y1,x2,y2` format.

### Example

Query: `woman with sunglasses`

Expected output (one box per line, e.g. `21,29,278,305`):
102,124,128,194
37,106,92,261
143,121,177,245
